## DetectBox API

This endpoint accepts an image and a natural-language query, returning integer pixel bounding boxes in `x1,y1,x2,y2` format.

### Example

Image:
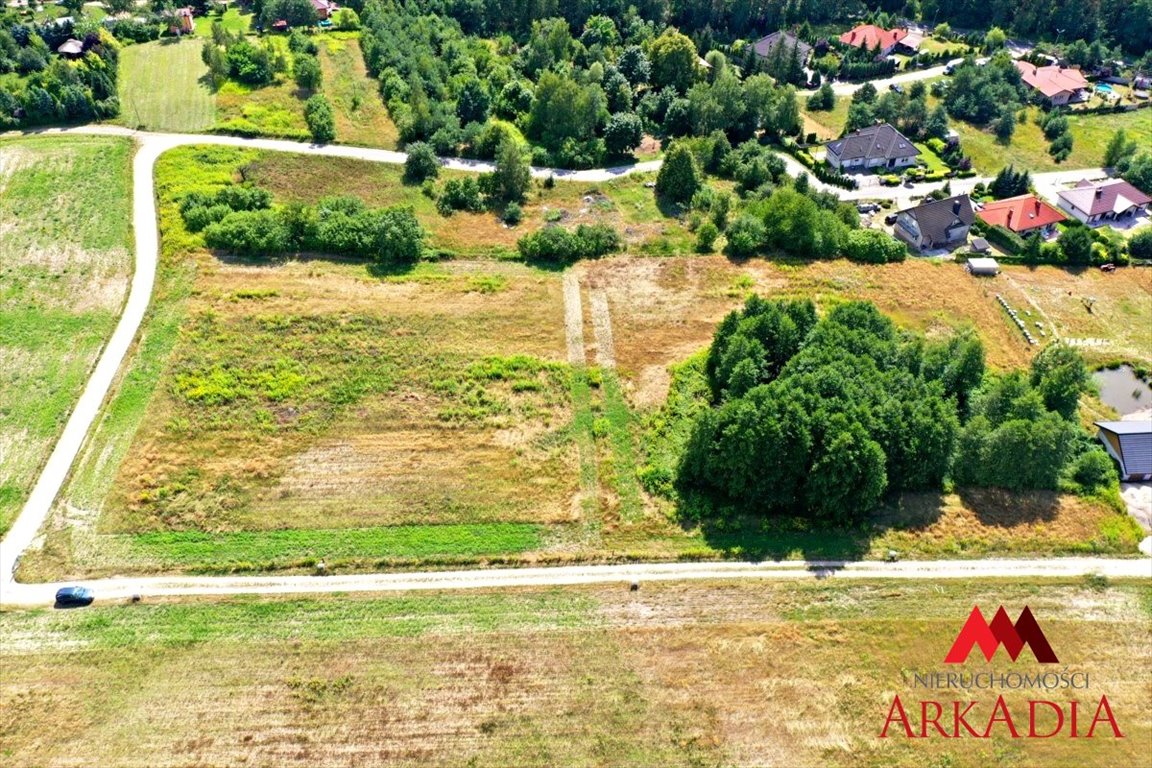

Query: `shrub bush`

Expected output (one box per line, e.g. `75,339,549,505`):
516,223,621,263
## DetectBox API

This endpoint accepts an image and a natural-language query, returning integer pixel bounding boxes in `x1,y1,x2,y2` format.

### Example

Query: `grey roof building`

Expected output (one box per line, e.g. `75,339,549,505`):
751,31,812,63
824,123,920,171
893,195,975,253
1095,420,1152,481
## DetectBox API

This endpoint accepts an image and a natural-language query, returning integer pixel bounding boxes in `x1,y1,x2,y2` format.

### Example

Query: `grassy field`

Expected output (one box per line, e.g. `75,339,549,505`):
800,95,851,141
17,146,1143,578
1,579,1149,767
0,135,133,536
942,104,1152,174
317,35,399,149
118,39,215,132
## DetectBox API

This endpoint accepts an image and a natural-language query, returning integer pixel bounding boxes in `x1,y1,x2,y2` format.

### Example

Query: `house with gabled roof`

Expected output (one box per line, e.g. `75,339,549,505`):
839,24,913,58
893,195,975,253
976,194,1065,238
824,123,919,171
1056,179,1152,225
1014,61,1090,106
752,31,812,65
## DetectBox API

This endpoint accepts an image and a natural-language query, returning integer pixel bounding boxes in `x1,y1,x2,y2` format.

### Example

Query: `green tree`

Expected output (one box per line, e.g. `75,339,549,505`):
603,111,643,156
1030,343,1088,420
304,93,336,143
648,29,699,93
806,82,834,111
1129,228,1152,261
489,137,531,203
654,143,701,205
527,71,604,150
1104,129,1137,168
983,26,1007,51
262,0,317,28
1059,225,1093,265
403,141,439,183
293,53,322,90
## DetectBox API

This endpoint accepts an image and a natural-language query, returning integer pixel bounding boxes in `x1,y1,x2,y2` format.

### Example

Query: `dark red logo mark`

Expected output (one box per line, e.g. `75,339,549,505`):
945,606,1059,664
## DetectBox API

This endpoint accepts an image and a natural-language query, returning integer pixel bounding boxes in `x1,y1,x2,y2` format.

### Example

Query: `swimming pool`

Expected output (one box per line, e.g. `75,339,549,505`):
1096,83,1115,93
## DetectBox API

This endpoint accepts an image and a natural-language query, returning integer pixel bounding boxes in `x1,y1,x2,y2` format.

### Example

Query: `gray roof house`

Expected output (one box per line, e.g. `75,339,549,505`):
1095,420,1152,481
824,123,920,171
752,31,812,64
893,195,975,253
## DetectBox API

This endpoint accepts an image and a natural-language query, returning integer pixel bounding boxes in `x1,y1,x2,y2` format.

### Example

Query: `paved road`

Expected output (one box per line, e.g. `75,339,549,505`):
3,558,1150,607
0,127,1140,608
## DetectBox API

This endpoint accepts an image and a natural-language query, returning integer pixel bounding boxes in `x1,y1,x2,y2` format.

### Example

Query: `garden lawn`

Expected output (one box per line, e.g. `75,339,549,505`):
194,6,252,36
118,39,215,132
0,135,133,535
1,579,1149,767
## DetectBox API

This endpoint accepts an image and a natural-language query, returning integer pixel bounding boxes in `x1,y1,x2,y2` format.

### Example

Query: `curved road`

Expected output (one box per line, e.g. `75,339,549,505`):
0,127,1142,608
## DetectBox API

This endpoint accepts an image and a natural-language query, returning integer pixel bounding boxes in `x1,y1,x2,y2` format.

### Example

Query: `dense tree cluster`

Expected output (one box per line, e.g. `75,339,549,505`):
988,165,1032,199
1104,129,1152,194
0,18,120,129
679,300,975,522
182,184,425,264
943,55,1027,139
677,299,1108,522
358,0,804,168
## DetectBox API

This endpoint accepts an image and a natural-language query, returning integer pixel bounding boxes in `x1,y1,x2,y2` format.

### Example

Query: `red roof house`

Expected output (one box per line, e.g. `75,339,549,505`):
977,194,1065,236
1014,61,1090,106
839,24,910,57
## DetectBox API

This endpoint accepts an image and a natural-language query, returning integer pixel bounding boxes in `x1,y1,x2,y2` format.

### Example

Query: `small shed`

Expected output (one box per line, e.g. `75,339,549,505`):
970,236,990,253
966,257,1000,276
1095,420,1152,481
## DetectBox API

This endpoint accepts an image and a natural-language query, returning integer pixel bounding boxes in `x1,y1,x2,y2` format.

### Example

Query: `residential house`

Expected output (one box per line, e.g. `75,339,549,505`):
752,31,812,65
824,123,920,172
838,24,913,58
311,0,338,19
893,195,975,252
976,194,1065,238
169,6,194,35
1056,179,1152,225
1095,421,1152,482
1014,61,1090,106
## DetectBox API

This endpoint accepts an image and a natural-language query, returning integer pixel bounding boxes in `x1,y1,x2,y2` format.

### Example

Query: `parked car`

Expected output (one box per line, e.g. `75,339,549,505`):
857,202,881,213
884,213,899,226
889,83,904,94
944,58,965,75
55,586,94,608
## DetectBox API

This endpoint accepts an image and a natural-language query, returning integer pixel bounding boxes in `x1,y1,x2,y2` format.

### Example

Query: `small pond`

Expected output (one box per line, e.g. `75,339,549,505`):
1093,365,1152,416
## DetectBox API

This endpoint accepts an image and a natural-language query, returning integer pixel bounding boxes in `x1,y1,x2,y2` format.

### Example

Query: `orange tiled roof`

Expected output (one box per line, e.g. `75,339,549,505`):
839,24,907,51
977,194,1065,233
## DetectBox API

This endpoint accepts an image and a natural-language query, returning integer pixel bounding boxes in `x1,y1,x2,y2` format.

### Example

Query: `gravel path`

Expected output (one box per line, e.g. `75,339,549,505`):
588,289,616,369
562,270,586,365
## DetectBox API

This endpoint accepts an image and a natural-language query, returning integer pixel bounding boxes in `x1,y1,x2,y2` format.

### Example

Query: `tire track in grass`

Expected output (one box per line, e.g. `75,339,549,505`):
589,288,642,522
563,271,600,541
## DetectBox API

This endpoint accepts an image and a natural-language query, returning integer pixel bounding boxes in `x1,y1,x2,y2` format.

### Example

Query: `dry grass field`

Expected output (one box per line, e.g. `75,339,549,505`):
0,135,133,536
1,579,1149,767
18,148,1144,579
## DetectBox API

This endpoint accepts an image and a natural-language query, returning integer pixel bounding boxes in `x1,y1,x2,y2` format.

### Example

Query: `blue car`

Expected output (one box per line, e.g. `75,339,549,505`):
54,586,94,608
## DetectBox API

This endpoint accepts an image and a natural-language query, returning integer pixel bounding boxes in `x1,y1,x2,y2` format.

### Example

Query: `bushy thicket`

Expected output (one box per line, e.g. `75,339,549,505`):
183,185,425,264
516,223,621,263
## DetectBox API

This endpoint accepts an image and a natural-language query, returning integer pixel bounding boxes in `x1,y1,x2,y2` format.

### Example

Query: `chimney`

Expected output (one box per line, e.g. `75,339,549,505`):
952,198,961,215
1007,209,1013,227
1095,188,1103,199
1035,199,1041,215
